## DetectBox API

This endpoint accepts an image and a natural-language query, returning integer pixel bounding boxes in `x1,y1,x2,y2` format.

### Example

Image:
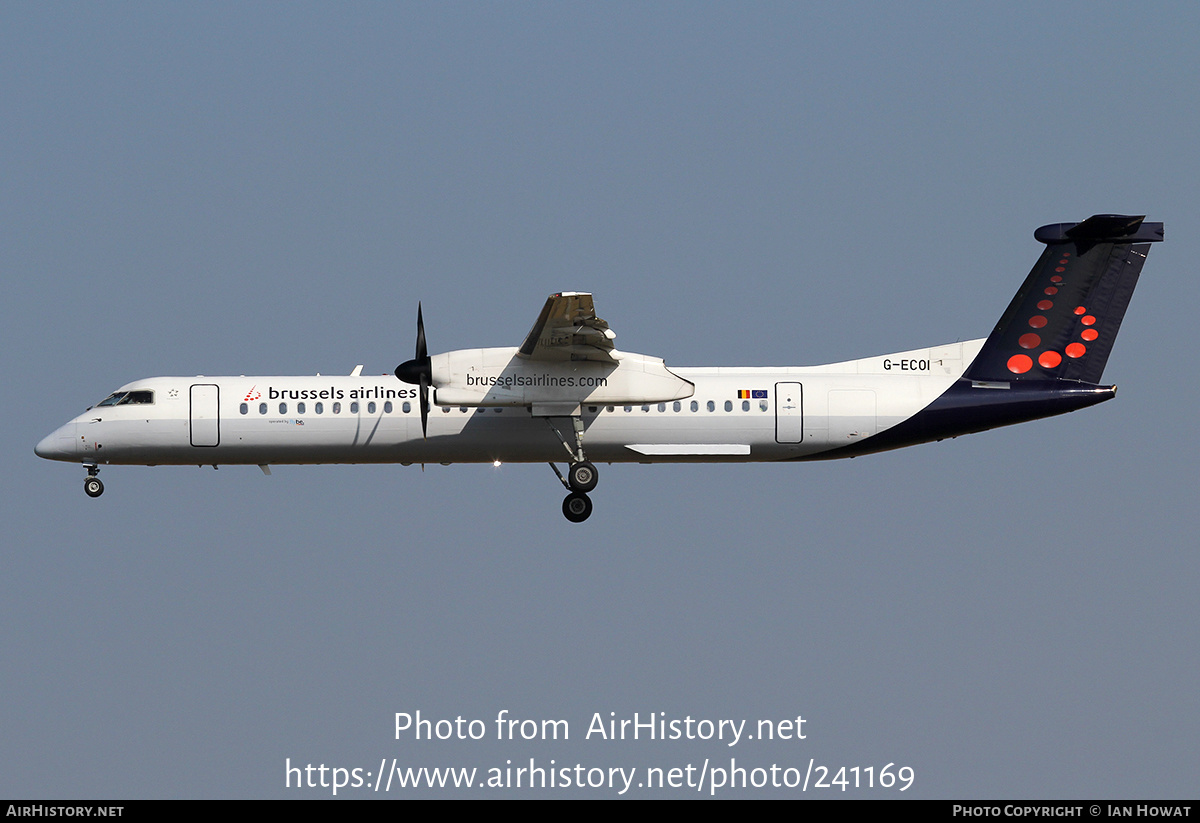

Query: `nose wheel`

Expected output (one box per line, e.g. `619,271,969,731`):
83,466,104,498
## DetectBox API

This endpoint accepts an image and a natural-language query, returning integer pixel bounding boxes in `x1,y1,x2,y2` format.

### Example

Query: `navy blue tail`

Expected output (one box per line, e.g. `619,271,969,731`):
964,215,1163,384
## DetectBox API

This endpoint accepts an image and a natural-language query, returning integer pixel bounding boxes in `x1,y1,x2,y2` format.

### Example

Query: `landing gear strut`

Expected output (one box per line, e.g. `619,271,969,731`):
83,465,104,498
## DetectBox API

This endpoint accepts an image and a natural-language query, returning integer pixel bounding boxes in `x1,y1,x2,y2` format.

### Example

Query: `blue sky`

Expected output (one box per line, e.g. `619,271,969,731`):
3,2,1197,797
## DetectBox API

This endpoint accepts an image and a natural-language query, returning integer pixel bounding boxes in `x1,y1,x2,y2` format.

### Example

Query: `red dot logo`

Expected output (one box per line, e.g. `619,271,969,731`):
1081,328,1098,342
1037,300,1054,310
1066,343,1086,358
1081,315,1096,326
1038,351,1062,368
1008,354,1033,374
1074,306,1087,315
1028,315,1048,328
1019,333,1041,349
1044,287,1059,295
1051,275,1063,283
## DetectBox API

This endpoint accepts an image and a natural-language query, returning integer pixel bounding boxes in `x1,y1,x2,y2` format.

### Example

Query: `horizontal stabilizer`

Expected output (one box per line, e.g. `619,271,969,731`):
1034,214,1164,244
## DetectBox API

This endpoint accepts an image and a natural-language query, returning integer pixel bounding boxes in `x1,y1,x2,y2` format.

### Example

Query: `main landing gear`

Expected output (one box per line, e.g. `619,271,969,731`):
550,460,599,522
544,415,599,522
83,465,104,498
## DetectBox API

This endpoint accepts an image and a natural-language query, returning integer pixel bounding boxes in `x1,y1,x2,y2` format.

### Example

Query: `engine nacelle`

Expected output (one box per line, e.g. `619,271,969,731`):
430,347,694,408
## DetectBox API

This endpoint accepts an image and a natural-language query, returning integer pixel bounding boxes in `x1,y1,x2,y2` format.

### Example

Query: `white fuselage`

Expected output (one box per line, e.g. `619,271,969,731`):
36,340,984,468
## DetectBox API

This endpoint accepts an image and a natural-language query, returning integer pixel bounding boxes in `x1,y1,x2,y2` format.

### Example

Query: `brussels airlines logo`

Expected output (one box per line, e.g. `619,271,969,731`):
264,385,418,400
244,386,262,402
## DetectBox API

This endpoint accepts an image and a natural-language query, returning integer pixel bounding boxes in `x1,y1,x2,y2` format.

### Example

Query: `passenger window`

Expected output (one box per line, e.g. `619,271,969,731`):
259,403,267,415
606,405,614,413
402,401,411,413
690,401,699,412
707,401,715,412
742,400,750,412
641,405,650,412
384,401,393,413
297,402,306,414
315,402,323,414
279,403,287,414
239,403,248,415
725,400,732,412
333,402,341,414
351,402,359,414
673,401,681,412
368,402,376,414
760,399,769,412
624,406,632,413
657,403,666,412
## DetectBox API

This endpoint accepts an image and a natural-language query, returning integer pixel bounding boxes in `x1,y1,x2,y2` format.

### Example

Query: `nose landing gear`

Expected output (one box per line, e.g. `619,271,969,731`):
83,466,104,498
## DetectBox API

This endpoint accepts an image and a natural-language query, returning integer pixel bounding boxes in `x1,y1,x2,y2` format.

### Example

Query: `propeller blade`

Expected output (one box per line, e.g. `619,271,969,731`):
419,375,429,439
394,302,433,438
394,302,432,386
415,302,427,361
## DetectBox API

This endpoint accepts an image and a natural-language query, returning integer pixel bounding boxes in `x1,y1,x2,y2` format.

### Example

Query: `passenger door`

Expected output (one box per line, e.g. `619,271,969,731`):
190,384,220,447
775,382,803,443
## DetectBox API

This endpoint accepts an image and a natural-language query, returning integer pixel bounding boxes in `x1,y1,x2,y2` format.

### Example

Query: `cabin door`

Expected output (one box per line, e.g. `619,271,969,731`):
190,384,220,447
775,382,803,443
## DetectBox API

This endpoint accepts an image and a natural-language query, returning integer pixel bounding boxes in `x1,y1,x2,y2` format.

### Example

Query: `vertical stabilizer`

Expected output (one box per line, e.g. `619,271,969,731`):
964,215,1162,384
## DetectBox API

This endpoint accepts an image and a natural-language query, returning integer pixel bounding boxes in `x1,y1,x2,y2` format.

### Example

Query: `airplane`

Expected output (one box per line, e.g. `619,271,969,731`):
35,214,1162,522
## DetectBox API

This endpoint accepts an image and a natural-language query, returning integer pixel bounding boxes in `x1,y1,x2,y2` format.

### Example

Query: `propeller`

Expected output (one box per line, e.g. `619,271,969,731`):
394,302,431,438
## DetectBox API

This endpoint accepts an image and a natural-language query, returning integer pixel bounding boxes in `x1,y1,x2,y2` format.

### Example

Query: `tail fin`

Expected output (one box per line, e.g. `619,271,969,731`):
964,215,1163,384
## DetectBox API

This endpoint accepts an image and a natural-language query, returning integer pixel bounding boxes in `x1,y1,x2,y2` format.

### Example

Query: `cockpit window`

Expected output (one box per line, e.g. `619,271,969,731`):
95,390,154,407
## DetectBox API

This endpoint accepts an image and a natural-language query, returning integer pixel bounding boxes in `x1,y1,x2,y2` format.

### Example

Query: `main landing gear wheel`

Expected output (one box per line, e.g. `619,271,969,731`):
562,491,593,523
568,460,598,493
84,476,104,498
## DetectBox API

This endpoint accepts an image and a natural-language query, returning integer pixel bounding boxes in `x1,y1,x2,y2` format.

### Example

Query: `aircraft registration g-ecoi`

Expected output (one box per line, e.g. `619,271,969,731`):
36,214,1162,522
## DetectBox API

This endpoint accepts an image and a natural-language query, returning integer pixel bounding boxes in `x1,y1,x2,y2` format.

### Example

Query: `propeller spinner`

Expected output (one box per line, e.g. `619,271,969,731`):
394,303,431,438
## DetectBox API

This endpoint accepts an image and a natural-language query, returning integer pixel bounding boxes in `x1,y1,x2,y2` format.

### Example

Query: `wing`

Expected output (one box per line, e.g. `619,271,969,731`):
517,292,618,362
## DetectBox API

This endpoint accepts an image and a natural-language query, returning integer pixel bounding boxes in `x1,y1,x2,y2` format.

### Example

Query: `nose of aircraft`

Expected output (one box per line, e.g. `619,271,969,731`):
35,423,77,461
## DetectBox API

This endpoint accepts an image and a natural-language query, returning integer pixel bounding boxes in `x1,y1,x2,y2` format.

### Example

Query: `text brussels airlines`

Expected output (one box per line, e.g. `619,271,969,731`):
267,386,418,400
